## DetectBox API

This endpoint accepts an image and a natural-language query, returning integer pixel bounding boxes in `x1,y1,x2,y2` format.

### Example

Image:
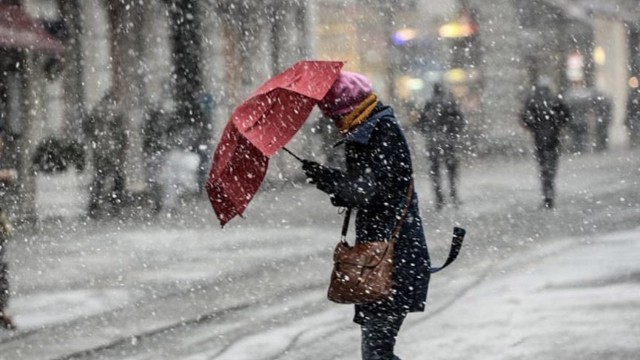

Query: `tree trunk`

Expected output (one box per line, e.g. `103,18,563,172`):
270,1,286,75
168,0,205,145
294,0,310,60
58,0,85,139
105,0,147,191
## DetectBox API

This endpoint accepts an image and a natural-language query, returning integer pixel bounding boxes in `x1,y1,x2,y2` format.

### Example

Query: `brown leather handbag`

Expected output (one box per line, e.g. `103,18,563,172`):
327,181,414,304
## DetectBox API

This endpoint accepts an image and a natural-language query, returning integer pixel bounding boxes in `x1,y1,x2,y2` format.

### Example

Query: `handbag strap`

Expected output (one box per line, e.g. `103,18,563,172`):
340,179,414,244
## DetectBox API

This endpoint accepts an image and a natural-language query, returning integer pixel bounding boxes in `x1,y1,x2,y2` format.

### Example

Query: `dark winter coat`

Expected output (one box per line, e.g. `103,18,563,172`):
521,87,571,150
83,93,127,167
419,91,465,148
142,109,169,157
319,103,431,323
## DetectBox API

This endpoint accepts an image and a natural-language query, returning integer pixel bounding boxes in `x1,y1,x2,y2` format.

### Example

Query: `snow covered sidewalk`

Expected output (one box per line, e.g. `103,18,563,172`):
0,149,637,359
398,227,640,360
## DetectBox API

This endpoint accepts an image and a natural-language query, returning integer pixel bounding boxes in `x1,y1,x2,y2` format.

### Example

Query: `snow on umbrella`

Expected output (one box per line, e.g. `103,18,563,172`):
207,60,344,227
206,121,268,227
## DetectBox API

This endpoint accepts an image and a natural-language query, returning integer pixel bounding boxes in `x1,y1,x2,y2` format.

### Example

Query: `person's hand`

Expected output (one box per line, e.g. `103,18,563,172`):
301,160,337,193
329,193,348,207
301,160,324,184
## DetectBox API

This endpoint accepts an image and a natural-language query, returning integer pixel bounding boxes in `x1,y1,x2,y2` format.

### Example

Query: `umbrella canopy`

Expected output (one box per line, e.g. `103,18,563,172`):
207,121,269,226
207,60,344,226
232,60,344,155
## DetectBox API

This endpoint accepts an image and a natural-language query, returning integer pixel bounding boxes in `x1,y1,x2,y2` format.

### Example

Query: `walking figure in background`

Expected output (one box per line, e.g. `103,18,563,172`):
302,71,430,360
142,106,170,215
418,82,465,211
83,90,127,219
563,82,592,153
0,125,16,329
592,92,612,152
521,81,572,209
563,81,612,153
625,86,640,148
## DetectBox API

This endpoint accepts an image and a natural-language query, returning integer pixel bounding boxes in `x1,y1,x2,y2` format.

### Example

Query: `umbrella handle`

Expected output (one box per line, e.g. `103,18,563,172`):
282,147,304,163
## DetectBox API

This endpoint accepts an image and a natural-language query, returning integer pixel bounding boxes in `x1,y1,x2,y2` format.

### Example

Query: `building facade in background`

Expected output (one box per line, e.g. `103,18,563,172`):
0,1,64,222
1,0,638,221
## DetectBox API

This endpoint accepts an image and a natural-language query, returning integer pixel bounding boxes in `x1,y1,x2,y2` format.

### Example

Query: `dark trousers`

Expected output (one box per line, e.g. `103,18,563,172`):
535,146,560,206
360,311,407,360
428,144,459,208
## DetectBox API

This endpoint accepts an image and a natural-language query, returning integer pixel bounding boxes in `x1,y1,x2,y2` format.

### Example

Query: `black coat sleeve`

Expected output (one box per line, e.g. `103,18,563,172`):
317,119,412,209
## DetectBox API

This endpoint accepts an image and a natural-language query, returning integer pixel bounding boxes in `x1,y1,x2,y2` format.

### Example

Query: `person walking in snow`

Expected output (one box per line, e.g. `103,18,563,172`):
520,80,571,209
418,82,465,210
142,106,170,215
302,71,431,360
83,90,127,219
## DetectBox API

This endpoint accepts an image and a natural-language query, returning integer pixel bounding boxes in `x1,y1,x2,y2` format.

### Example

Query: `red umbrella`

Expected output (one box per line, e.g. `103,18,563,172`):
232,60,344,155
206,121,269,226
207,60,344,226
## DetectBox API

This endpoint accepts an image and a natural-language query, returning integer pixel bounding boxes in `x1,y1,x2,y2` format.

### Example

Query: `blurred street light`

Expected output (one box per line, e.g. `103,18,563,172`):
438,20,475,39
391,28,418,45
593,45,606,66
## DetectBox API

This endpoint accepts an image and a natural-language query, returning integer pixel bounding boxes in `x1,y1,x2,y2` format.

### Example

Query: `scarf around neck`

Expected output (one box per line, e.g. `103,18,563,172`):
339,93,379,135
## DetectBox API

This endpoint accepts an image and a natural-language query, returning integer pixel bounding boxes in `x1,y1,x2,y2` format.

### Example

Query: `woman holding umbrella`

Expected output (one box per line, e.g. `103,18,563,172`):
302,71,431,360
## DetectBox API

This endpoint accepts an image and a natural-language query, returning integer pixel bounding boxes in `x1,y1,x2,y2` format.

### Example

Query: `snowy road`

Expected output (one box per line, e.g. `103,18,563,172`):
0,149,639,359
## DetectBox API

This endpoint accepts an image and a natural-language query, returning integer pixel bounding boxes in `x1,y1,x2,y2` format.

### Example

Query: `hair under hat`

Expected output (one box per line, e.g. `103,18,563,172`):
318,71,372,120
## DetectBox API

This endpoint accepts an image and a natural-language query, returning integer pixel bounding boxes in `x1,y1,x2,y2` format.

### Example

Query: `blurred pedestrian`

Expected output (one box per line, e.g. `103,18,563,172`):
418,82,465,210
593,92,612,152
563,81,611,153
83,90,127,219
142,106,170,214
625,86,640,148
563,82,592,153
0,125,16,330
521,81,572,209
302,71,430,360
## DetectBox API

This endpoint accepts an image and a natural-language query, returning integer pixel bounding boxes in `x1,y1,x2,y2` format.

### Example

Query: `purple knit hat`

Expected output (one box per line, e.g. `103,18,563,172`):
317,71,372,120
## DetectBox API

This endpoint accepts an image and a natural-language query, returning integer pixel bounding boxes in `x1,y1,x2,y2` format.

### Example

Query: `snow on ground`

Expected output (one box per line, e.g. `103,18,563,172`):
396,228,640,360
11,289,133,330
173,227,638,360
0,148,638,359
